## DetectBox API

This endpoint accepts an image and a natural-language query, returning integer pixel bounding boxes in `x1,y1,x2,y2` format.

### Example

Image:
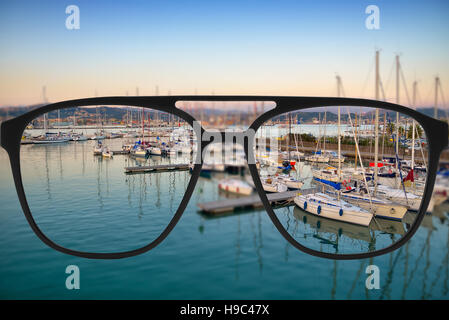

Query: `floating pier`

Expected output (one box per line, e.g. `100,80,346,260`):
124,163,190,174
198,187,319,215
111,150,130,155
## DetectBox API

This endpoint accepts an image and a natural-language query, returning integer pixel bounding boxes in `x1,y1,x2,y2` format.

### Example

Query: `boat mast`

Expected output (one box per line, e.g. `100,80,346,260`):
381,113,386,158
95,89,100,136
155,85,159,126
412,81,417,172
336,75,342,181
374,50,380,195
136,87,144,144
354,111,358,170
57,109,60,130
395,55,400,160
42,86,48,133
288,111,291,162
168,89,173,132
323,108,327,152
125,90,129,130
434,76,440,119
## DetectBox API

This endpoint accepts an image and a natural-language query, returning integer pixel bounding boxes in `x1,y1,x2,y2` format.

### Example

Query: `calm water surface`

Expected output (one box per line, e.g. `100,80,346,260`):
0,138,448,299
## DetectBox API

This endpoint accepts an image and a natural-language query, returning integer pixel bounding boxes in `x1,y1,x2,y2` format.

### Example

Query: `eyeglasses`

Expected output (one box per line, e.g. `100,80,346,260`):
1,96,447,259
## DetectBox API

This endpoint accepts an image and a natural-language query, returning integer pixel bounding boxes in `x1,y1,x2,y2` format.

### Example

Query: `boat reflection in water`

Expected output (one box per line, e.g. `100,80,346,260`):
273,206,412,254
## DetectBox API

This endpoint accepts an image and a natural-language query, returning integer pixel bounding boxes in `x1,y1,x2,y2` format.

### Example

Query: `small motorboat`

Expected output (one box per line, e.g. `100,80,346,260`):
130,146,148,158
245,175,288,193
261,177,288,193
218,179,253,196
102,147,113,158
275,174,304,190
148,146,162,156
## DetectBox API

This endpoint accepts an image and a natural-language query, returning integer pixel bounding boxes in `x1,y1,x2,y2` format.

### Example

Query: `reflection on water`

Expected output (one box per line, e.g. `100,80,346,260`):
281,206,409,254
20,138,194,253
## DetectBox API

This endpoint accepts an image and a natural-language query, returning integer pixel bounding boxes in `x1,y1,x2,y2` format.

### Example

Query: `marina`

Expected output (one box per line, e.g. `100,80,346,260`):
3,76,449,300
1,49,448,300
16,80,449,242
3,124,449,299
2,0,449,302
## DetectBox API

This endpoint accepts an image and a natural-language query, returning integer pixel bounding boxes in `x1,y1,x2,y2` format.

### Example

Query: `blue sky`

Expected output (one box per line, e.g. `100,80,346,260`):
0,0,448,106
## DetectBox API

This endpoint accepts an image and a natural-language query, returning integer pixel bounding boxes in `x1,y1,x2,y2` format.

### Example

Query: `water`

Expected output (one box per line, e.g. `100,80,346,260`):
0,138,448,299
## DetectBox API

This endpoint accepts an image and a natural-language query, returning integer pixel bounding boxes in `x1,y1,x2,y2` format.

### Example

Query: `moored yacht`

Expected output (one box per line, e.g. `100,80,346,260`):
294,192,373,227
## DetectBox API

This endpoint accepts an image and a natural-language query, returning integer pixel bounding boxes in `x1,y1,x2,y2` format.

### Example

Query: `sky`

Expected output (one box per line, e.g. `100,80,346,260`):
0,0,448,107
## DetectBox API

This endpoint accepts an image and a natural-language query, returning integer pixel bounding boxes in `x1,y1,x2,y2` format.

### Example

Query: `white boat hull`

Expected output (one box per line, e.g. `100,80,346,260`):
284,180,304,189
32,138,70,144
305,155,329,163
149,147,162,156
262,181,288,193
131,150,147,158
294,195,373,227
335,192,408,221
218,179,253,196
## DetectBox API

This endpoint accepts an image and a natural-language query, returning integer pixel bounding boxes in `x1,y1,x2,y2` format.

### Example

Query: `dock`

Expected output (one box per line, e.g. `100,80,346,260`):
124,163,190,174
111,150,130,155
198,187,319,215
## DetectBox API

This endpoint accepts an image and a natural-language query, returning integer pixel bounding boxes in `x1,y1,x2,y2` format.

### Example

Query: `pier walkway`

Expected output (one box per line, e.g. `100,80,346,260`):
198,187,319,215
125,163,190,174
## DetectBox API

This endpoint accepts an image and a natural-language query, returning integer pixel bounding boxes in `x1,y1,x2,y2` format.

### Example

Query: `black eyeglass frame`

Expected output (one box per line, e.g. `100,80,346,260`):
1,96,447,260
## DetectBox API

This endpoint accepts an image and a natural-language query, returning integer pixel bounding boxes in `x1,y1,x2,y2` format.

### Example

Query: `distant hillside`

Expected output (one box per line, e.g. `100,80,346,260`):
1,104,447,123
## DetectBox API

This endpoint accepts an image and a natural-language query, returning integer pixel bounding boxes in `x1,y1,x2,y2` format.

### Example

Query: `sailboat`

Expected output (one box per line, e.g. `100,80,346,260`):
312,166,345,190
311,92,347,190
90,111,105,140
32,111,69,144
328,151,345,163
32,88,70,144
299,75,374,227
148,145,162,156
305,151,330,163
357,52,423,214
306,110,331,163
325,187,408,221
370,184,423,212
294,192,373,227
280,113,298,166
93,140,103,155
131,105,150,158
130,144,148,158
72,132,88,141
